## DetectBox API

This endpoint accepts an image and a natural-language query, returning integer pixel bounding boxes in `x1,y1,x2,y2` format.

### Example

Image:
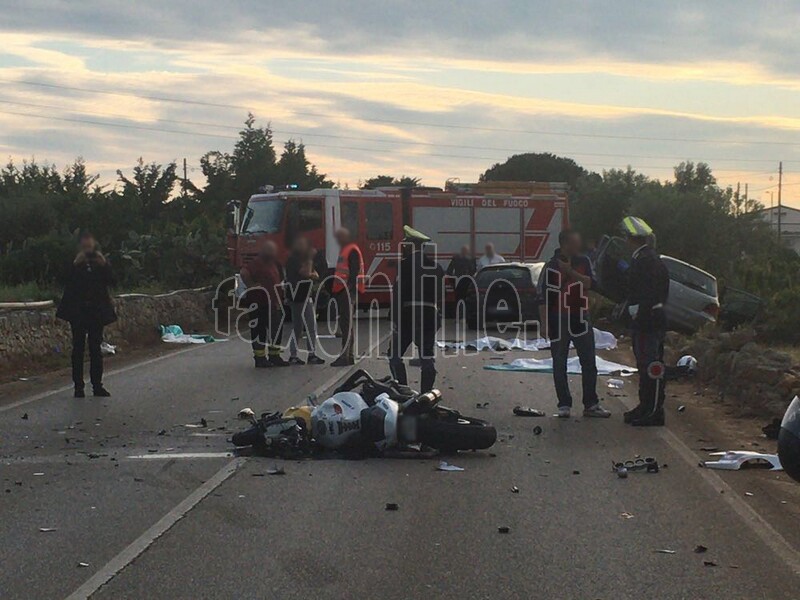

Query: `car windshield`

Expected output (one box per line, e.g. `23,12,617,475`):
663,257,717,297
476,267,532,287
241,199,286,234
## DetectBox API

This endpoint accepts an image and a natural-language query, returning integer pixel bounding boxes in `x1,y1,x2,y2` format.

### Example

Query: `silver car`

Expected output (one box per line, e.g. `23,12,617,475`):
594,236,719,333
660,255,719,332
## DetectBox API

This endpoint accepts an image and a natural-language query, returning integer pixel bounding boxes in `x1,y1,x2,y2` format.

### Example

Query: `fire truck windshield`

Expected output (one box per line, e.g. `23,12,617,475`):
241,199,286,234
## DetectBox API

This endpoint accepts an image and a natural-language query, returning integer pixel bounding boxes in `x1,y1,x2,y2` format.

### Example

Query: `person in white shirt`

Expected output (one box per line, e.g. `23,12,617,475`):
477,243,505,269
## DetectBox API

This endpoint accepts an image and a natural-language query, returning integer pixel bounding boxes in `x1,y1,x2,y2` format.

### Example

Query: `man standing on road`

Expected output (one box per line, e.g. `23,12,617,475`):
477,243,505,269
538,230,611,419
240,241,289,368
620,217,670,427
446,244,476,305
331,228,365,367
389,226,444,393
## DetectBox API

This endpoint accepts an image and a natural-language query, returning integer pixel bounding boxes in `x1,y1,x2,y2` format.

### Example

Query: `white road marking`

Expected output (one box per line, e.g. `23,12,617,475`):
126,452,234,460
615,394,800,576
62,328,391,598
64,457,245,600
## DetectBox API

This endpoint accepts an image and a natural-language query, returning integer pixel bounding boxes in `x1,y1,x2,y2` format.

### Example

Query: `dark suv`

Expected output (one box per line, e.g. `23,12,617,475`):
463,262,544,329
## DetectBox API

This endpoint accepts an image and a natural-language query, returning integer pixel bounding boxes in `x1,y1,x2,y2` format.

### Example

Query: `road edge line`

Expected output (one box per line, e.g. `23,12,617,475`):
0,342,216,414
616,395,800,576
64,328,391,598
64,457,245,600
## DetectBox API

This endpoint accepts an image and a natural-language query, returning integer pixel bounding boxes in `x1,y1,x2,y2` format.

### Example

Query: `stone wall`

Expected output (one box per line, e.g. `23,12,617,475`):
670,329,800,417
0,290,214,369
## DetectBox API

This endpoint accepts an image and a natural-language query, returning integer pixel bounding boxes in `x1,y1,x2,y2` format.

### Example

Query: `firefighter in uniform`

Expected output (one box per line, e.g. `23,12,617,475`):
389,226,444,393
621,217,671,427
331,228,365,366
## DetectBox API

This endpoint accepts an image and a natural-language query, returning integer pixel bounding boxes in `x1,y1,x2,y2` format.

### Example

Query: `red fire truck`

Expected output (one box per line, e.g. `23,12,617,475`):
226,181,569,305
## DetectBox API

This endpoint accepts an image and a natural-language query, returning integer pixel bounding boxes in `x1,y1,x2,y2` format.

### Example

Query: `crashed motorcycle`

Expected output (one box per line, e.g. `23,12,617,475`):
231,370,497,456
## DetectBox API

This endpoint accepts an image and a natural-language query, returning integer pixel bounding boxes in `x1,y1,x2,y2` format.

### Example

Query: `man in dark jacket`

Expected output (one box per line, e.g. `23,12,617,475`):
446,245,476,305
620,217,671,426
537,230,610,419
56,231,116,397
389,226,444,393
240,241,289,368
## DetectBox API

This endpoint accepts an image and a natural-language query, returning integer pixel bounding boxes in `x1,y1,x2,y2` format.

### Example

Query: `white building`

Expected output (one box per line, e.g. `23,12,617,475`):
760,205,800,255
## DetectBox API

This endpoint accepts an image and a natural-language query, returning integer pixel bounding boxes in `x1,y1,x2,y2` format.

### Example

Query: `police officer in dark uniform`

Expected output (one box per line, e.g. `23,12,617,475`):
620,217,671,427
389,226,444,393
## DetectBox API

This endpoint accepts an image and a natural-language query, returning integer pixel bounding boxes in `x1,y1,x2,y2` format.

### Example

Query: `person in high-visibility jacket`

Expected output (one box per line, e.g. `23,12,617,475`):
620,216,670,427
331,228,365,366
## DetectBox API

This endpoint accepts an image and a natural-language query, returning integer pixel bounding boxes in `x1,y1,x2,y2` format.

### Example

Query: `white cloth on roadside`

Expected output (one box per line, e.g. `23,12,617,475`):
437,328,617,352
484,355,636,375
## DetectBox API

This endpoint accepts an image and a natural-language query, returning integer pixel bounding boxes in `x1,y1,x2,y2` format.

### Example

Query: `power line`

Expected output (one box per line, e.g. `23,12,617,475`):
0,100,782,175
4,77,800,148
2,106,783,176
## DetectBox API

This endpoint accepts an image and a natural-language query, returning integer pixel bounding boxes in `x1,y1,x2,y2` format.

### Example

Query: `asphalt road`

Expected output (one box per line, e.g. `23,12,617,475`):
2,316,800,599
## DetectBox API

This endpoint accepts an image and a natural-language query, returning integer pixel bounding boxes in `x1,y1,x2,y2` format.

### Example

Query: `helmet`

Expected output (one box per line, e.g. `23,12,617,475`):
620,216,653,238
677,355,698,373
403,225,431,244
778,396,800,483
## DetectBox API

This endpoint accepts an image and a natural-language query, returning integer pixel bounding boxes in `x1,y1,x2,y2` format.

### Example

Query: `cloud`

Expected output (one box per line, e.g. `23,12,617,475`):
0,1,798,208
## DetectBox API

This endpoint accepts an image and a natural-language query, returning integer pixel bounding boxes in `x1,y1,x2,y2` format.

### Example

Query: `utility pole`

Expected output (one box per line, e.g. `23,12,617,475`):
735,182,740,216
778,161,783,243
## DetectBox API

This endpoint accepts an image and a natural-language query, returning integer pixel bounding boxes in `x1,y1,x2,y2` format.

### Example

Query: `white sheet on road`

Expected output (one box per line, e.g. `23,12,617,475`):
484,355,636,375
437,328,617,352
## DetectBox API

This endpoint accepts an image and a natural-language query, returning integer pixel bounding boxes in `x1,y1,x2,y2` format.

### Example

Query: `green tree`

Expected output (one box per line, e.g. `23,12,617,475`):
231,114,276,200
480,153,588,188
361,175,421,189
275,140,332,190
116,158,178,223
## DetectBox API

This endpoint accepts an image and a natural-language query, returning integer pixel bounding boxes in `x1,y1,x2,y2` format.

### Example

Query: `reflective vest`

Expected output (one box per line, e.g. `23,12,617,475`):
331,243,365,294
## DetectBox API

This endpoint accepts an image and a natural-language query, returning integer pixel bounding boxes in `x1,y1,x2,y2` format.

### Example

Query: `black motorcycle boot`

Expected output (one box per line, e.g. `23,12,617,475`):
631,409,665,427
624,404,644,424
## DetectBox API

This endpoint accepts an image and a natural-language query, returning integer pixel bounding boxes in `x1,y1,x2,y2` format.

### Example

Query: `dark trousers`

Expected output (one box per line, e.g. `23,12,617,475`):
389,307,439,393
250,305,283,358
71,320,104,389
336,290,357,360
632,327,666,415
548,314,598,409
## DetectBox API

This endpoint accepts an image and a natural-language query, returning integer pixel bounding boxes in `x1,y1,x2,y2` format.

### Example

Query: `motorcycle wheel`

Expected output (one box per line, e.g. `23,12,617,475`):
231,426,263,448
417,415,497,451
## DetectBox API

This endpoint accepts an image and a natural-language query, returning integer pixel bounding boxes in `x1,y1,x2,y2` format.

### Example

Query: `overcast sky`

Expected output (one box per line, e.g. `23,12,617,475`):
1,0,799,206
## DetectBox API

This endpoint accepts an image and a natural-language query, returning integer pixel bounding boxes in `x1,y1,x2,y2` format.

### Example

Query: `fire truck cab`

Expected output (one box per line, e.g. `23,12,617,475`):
226,181,569,305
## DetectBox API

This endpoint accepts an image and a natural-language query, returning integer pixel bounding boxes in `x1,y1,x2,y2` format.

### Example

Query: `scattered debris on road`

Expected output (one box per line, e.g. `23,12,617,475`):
694,545,708,554
612,457,660,474
677,405,686,413
437,461,464,472
510,486,519,494
39,528,57,533
476,402,489,409
653,549,676,555
702,451,783,471
703,560,718,567
533,426,543,435
607,378,624,389
498,526,510,534
266,466,286,476
620,512,634,519
78,562,90,568
385,503,399,511
21,413,28,420
513,406,545,417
